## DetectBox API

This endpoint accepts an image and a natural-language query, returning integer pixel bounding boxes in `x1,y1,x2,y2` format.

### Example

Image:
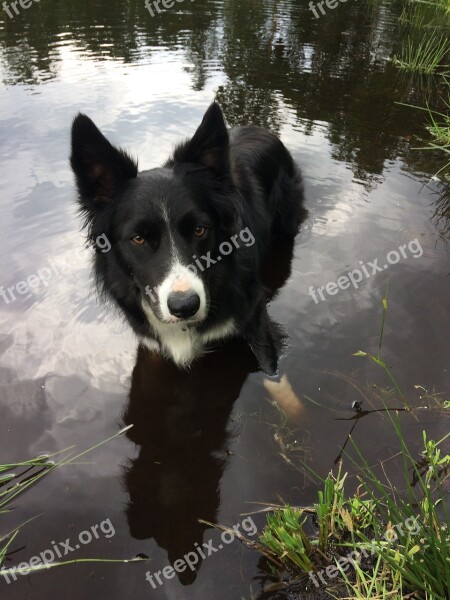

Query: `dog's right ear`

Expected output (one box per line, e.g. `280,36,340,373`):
169,102,229,176
70,114,138,211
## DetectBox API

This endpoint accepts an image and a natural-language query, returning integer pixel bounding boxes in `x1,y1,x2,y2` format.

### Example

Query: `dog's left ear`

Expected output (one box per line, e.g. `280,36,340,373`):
170,102,229,175
245,303,285,376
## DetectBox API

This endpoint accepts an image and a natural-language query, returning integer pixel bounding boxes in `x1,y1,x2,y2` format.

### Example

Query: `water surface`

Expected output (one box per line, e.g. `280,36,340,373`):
0,1,449,598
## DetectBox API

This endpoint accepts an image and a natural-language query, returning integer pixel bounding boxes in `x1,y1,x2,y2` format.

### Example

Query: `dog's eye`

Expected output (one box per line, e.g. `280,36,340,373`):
194,226,207,238
130,235,145,245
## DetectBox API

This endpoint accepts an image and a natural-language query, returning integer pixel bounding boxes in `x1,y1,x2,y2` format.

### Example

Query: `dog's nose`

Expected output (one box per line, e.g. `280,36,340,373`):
167,291,200,319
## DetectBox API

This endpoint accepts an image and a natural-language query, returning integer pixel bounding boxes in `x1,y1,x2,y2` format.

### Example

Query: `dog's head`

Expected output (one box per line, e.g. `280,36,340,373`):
70,103,244,328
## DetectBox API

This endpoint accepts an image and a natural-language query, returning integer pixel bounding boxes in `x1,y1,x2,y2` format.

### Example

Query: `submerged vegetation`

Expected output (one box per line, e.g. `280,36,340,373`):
253,293,450,599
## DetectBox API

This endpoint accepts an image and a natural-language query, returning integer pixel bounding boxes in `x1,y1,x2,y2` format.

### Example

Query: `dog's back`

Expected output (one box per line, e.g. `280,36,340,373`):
230,125,306,242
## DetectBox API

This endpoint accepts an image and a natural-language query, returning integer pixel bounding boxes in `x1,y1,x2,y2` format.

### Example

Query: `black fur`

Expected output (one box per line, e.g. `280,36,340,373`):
70,102,306,374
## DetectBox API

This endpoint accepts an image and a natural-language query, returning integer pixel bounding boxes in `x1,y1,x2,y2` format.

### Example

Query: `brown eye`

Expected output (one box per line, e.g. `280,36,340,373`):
194,226,207,238
131,235,145,245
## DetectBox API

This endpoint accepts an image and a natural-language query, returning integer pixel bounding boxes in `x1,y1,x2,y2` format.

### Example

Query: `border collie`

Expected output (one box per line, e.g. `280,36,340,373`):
70,103,306,375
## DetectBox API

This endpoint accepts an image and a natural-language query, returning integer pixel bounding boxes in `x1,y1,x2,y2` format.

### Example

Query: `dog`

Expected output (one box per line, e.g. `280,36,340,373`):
70,102,306,375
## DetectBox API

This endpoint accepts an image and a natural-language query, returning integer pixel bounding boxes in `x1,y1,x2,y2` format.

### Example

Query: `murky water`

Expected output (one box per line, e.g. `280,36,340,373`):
0,0,449,598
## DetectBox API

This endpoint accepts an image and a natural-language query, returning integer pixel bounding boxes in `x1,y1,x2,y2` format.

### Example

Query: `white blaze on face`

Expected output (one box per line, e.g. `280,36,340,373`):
152,204,207,323
158,262,207,322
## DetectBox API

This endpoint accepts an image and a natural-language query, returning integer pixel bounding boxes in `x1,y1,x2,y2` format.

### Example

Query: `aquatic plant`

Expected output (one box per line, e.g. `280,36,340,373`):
257,424,449,598
394,33,449,74
0,426,142,578
255,292,450,598
399,93,450,181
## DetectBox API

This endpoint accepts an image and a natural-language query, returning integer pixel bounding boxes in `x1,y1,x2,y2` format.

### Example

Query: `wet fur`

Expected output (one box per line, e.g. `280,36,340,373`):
70,102,306,374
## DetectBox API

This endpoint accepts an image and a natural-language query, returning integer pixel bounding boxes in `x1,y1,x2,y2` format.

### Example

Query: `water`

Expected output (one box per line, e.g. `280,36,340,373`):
0,1,449,598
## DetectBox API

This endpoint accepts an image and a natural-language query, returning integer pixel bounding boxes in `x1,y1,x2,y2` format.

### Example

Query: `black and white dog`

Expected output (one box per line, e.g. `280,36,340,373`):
70,103,306,375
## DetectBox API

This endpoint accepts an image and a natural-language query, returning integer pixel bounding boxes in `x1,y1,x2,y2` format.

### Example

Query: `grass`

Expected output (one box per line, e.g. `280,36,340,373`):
399,94,450,181
394,34,450,74
422,97,450,180
353,284,410,412
254,291,450,598
257,420,449,599
0,425,144,578
333,555,404,599
425,99,450,144
394,0,450,75
392,0,450,183
399,0,450,29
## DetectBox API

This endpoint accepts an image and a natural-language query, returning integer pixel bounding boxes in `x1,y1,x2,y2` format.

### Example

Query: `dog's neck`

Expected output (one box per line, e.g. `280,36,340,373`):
141,300,236,366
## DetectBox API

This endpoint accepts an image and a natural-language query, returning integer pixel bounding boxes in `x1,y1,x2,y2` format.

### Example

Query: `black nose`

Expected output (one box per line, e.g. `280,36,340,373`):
167,291,200,319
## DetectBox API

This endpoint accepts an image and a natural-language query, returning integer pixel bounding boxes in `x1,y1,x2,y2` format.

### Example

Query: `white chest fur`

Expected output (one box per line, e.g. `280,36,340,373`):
141,301,236,366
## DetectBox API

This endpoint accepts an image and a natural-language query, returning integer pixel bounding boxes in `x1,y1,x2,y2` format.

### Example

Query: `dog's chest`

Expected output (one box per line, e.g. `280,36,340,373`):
157,326,201,366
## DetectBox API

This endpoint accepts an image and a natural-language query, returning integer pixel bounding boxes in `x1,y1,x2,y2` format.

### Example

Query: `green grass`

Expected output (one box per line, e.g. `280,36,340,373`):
255,291,450,598
332,555,403,599
394,0,450,76
393,0,450,182
422,99,450,180
394,34,450,74
353,284,410,412
257,426,449,598
423,93,450,175
399,93,450,181
399,0,450,29
0,425,144,578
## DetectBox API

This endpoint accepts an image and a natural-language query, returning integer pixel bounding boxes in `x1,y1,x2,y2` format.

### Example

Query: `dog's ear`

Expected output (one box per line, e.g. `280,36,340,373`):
170,102,229,175
245,303,285,376
70,114,137,211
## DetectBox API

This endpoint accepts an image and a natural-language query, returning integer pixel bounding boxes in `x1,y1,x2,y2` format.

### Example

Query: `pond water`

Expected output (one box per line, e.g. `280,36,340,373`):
0,1,449,599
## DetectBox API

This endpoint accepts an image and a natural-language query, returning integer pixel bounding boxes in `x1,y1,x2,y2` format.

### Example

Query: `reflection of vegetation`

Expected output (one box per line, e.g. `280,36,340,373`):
216,83,284,134
0,0,447,186
0,0,448,196
433,184,450,235
399,0,450,27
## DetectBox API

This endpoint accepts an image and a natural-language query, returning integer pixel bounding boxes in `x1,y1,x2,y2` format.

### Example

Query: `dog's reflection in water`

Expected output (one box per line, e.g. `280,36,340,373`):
122,339,258,584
